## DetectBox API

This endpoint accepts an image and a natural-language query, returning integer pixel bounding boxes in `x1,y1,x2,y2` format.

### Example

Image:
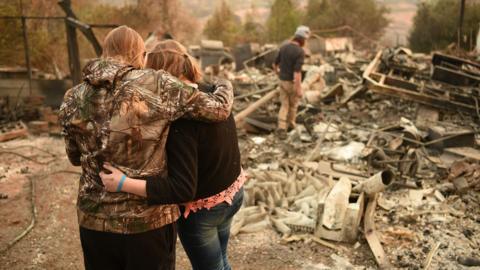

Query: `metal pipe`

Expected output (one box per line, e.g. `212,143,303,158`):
353,170,394,196
20,16,32,95
459,0,466,48
234,89,280,126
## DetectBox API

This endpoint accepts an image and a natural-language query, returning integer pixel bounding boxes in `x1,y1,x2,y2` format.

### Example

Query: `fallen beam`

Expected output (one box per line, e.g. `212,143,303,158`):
235,89,280,127
245,117,276,132
235,84,277,100
444,147,480,161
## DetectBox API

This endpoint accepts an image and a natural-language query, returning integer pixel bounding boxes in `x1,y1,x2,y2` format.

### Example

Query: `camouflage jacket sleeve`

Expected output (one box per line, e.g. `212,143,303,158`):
154,71,234,122
182,78,234,121
58,88,81,166
64,137,81,166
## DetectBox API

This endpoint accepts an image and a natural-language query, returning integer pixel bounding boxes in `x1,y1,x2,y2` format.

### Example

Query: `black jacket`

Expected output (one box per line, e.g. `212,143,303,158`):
145,84,241,204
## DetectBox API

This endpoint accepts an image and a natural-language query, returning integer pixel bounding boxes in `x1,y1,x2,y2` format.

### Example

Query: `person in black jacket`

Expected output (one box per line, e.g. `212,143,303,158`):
100,40,245,270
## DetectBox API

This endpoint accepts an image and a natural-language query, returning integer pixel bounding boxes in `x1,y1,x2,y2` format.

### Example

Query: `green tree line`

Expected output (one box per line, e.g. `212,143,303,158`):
409,0,480,53
2,0,391,74
204,0,389,46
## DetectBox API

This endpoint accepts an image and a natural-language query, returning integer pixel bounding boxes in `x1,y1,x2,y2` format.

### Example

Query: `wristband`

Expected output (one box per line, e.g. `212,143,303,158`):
116,174,127,192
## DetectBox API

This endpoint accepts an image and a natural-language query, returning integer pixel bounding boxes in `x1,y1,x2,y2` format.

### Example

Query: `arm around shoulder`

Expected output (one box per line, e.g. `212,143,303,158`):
144,71,234,122
64,137,81,166
145,121,198,204
185,78,234,122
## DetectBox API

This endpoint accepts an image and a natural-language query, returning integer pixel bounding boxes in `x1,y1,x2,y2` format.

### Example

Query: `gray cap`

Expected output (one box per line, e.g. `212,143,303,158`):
294,25,311,39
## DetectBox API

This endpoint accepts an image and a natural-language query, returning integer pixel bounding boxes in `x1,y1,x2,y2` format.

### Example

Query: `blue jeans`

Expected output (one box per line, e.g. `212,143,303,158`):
177,188,244,270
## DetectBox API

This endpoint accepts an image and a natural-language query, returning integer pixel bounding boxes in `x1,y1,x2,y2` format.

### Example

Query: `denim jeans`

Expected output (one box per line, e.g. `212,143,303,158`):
177,188,244,270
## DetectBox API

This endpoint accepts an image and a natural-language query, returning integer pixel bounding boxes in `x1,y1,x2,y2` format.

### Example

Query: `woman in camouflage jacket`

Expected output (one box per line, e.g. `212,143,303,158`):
59,26,234,270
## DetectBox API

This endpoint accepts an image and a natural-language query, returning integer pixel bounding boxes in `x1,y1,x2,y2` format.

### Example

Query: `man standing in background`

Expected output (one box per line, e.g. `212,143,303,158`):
274,25,310,139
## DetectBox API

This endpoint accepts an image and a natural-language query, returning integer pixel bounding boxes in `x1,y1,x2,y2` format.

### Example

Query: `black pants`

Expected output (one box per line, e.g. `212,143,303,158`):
79,224,176,270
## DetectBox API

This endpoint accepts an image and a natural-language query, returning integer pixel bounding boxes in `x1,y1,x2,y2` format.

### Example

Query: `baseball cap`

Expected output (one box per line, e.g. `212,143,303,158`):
294,25,311,39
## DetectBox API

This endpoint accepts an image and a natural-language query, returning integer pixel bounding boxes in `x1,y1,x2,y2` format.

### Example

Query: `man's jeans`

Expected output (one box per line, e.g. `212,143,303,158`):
177,188,244,270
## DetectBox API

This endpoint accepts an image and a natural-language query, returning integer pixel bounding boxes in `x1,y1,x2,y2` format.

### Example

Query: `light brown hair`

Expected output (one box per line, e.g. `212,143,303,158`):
145,40,202,83
103,25,146,69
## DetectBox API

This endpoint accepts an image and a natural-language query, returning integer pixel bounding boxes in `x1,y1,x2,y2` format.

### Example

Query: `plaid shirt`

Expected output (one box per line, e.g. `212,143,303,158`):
59,58,233,234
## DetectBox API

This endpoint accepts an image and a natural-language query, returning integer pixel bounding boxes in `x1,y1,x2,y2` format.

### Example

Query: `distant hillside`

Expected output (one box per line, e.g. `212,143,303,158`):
378,0,420,46
182,0,419,45
181,0,274,19
101,0,420,46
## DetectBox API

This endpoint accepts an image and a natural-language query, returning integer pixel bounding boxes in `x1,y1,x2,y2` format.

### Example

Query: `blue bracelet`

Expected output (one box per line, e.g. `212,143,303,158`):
116,175,127,192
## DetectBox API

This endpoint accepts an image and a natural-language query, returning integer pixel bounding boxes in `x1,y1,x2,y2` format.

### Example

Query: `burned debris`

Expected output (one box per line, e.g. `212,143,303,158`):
1,10,479,269
0,94,62,142
364,48,480,115
1,38,479,268
225,41,480,269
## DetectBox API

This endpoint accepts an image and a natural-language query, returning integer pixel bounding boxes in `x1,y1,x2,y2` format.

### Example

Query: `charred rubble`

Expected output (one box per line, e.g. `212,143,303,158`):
1,41,479,268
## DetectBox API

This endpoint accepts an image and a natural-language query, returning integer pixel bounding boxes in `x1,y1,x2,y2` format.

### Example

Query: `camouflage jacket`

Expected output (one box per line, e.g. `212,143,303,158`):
59,58,233,234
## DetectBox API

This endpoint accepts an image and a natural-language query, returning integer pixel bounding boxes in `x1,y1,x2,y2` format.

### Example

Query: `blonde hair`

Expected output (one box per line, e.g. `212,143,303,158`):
103,25,146,69
145,40,202,83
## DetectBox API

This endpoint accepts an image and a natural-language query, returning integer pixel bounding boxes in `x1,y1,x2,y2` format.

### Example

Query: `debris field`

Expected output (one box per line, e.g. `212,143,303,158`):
1,46,480,269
